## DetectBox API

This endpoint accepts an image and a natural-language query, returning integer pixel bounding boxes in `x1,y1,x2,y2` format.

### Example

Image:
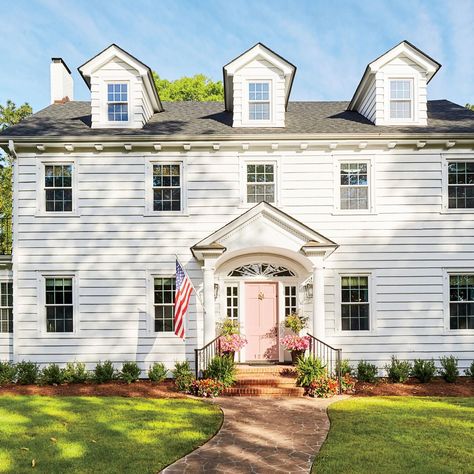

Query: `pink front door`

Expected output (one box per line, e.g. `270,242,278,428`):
245,282,279,361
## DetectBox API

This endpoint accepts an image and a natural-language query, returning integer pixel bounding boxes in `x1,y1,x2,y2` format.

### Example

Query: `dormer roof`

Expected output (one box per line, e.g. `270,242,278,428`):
78,43,163,113
223,43,296,112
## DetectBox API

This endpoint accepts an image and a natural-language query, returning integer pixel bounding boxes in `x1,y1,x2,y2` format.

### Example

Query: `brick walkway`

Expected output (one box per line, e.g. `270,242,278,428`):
162,395,346,473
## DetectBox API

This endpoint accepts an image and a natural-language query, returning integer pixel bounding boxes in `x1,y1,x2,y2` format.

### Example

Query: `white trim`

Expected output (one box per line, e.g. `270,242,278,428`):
37,272,79,337
105,80,131,126
334,271,376,336
0,279,13,334
384,75,418,125
145,157,187,216
239,157,280,206
243,79,274,127
441,154,474,213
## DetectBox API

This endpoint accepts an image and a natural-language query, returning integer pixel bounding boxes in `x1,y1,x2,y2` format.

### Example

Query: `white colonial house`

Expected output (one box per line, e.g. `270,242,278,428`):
1,41,474,374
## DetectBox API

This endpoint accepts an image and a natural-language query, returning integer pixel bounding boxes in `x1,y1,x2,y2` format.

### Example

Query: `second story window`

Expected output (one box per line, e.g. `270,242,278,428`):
107,83,128,122
448,162,474,209
249,82,270,120
45,164,73,212
389,80,412,120
340,162,369,210
246,163,275,203
153,164,181,211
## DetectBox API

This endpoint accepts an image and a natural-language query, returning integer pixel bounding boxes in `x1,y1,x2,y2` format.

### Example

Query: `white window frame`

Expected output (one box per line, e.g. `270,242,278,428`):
100,79,132,128
106,82,129,123
443,269,474,334
37,272,78,337
333,156,375,214
240,157,279,206
385,76,417,124
36,157,78,217
248,81,271,121
335,271,375,335
441,154,474,213
0,279,13,334
242,78,275,127
145,158,187,216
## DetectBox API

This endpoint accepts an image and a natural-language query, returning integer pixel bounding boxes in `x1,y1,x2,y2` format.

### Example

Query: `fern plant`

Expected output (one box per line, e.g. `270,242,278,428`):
295,355,327,388
204,355,236,388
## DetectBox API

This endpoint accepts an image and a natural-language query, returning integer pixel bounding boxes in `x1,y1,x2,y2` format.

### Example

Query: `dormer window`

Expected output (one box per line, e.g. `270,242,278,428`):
389,79,413,120
249,82,270,120
107,83,129,122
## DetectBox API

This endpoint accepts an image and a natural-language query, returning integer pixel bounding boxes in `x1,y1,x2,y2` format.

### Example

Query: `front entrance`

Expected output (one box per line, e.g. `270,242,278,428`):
245,282,278,361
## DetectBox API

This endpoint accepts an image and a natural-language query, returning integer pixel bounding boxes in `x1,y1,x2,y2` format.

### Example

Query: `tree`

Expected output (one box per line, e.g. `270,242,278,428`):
153,73,224,102
0,100,32,253
466,103,474,111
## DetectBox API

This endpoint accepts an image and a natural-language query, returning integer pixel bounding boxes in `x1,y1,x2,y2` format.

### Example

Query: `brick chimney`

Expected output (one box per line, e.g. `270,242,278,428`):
50,58,74,104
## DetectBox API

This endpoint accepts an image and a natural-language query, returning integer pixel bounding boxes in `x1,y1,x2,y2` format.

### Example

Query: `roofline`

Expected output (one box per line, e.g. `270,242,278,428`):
348,40,442,110
51,58,71,75
223,42,297,111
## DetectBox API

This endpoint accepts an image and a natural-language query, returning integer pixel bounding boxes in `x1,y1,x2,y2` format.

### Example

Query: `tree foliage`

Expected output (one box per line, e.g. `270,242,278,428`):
466,103,474,111
153,73,224,102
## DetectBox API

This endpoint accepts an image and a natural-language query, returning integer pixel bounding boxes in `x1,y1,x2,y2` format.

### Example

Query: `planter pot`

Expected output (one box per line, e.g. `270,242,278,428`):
291,350,305,365
222,351,235,361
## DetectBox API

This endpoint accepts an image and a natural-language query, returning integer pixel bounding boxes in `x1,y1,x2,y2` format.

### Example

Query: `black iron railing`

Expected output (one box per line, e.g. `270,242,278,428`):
307,333,342,394
0,218,12,255
194,334,222,378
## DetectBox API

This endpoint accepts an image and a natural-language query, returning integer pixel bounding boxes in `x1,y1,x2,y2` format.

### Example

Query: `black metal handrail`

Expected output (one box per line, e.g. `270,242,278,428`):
307,333,343,394
194,334,222,378
0,217,12,255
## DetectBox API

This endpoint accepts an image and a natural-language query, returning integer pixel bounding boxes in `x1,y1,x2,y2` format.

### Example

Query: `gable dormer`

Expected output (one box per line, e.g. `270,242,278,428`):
348,41,441,126
78,44,163,129
223,43,296,128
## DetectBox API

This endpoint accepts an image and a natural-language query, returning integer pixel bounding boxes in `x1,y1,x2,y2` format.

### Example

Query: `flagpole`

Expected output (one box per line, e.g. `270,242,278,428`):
175,254,206,313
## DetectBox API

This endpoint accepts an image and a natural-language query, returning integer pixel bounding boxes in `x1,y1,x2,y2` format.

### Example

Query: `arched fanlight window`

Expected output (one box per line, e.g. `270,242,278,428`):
228,263,296,277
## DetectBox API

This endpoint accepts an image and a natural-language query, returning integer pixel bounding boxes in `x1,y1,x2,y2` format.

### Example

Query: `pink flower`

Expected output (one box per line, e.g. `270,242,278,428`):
280,335,310,351
219,334,247,352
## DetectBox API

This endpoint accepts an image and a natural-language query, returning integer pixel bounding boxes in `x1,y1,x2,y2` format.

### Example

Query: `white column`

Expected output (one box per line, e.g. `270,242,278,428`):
312,259,325,340
202,262,216,344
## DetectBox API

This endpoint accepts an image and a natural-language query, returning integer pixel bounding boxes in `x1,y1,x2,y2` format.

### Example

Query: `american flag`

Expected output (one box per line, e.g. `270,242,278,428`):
174,259,193,339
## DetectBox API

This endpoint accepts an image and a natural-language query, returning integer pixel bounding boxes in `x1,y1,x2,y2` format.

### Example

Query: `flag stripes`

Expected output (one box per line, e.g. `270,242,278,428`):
174,260,193,339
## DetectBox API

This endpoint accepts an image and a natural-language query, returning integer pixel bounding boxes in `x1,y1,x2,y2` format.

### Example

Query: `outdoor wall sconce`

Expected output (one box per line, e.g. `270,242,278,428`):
304,281,313,300
214,283,219,300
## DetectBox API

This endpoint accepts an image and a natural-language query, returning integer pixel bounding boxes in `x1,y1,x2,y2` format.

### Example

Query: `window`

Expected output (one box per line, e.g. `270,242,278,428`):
44,164,73,212
341,276,369,331
45,277,73,333
154,277,175,332
226,285,239,322
152,164,181,211
0,282,13,333
284,285,297,316
249,82,270,120
107,83,128,121
389,80,412,119
340,162,369,210
228,263,295,278
246,164,275,203
447,162,474,209
449,275,474,330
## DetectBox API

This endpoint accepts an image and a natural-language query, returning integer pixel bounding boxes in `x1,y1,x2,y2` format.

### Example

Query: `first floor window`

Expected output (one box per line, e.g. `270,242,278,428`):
449,274,474,330
154,277,175,332
448,162,474,209
45,277,73,332
0,282,13,333
284,285,297,315
45,164,73,212
226,285,239,321
153,164,181,211
341,276,369,331
340,162,369,210
246,163,275,203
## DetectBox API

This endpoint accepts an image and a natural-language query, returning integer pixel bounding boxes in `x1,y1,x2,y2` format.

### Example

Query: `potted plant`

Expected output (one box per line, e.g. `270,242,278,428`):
280,334,310,364
284,312,308,334
217,318,247,360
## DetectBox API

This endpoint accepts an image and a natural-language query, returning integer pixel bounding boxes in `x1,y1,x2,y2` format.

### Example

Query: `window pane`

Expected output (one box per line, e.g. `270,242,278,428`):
341,276,369,331
390,80,411,99
449,274,474,330
340,162,369,210
44,165,73,213
152,164,181,212
249,102,270,120
390,100,411,119
45,277,73,333
154,277,176,332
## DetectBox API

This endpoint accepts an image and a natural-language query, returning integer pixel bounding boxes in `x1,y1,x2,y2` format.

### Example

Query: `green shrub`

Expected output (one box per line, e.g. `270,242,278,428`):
295,355,327,388
190,378,224,397
63,362,89,383
94,360,117,383
385,356,412,383
411,359,436,383
120,361,141,384
306,376,339,397
0,361,17,385
336,359,353,376
204,355,236,388
148,362,168,382
465,361,474,379
172,361,194,392
357,360,378,383
439,356,459,383
16,361,40,385
40,363,66,385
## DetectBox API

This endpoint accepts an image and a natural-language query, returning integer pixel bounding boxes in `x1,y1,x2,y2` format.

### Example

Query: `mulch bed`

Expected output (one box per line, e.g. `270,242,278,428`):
0,380,185,398
355,377,474,397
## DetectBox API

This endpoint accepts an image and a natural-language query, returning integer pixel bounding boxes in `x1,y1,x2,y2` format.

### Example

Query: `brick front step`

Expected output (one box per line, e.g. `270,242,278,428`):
234,376,297,387
236,364,296,375
222,386,305,397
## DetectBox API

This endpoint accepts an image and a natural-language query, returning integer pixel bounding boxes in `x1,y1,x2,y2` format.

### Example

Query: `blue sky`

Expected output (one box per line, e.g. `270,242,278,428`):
1,0,473,112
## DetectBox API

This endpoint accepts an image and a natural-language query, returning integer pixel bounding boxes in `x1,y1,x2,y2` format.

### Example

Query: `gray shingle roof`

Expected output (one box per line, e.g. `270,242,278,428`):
2,100,473,139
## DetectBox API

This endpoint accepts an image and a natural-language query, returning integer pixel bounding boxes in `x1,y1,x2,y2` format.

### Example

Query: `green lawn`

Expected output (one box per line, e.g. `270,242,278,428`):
0,395,222,474
313,397,474,474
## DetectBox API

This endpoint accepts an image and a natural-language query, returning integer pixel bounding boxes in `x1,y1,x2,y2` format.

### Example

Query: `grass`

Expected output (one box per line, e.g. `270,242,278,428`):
0,395,222,473
313,397,474,474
